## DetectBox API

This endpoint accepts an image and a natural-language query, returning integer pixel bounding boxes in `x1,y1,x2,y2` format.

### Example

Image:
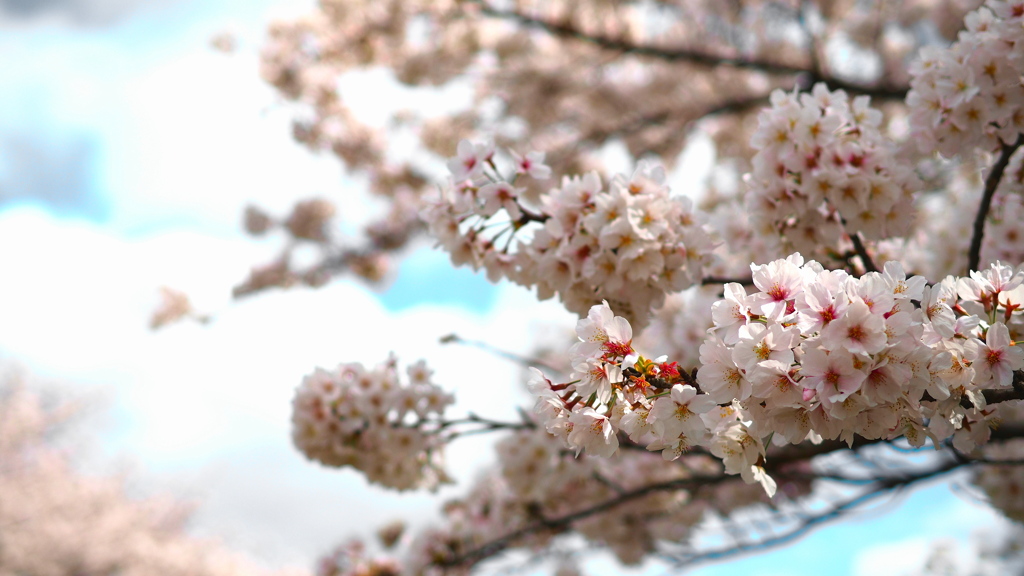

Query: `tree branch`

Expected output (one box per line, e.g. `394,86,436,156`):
437,473,730,569
426,374,1024,572
849,231,879,275
435,444,975,572
701,275,755,287
573,93,775,153
473,1,909,101
983,370,1024,407
967,134,1024,275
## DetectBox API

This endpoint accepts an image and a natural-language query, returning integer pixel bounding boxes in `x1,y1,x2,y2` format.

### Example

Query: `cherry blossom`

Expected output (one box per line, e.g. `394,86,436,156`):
422,145,717,328
247,1,1024,572
965,322,1024,387
291,357,454,490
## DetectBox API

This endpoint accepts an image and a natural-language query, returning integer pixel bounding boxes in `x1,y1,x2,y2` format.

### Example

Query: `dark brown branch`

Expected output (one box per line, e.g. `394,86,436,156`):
437,444,974,571
437,472,738,569
700,93,778,119
474,1,909,101
982,370,1024,407
436,438,889,569
439,412,534,440
439,413,534,430
701,275,755,286
967,134,1024,274
476,3,801,73
849,232,879,275
574,93,774,153
513,205,548,225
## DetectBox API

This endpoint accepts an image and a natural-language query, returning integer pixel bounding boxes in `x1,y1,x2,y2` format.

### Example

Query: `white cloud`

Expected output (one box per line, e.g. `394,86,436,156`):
107,49,349,233
853,537,932,576
0,9,582,565
0,206,575,566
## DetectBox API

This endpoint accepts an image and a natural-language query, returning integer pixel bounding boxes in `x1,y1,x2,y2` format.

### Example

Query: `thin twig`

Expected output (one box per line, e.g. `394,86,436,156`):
439,333,559,371
662,458,965,570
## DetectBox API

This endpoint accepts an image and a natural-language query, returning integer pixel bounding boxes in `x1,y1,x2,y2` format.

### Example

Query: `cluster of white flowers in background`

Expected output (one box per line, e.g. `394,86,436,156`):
907,1,1024,157
975,436,1024,523
746,84,922,254
291,357,454,491
421,141,717,327
529,256,1024,496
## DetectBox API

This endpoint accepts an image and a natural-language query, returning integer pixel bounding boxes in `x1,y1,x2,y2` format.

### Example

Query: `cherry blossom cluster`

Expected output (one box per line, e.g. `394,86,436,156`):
421,140,716,327
701,255,1024,458
907,0,1024,157
745,84,921,254
528,302,778,495
291,357,455,491
251,1,1024,569
704,197,779,280
249,0,974,306
537,258,1024,497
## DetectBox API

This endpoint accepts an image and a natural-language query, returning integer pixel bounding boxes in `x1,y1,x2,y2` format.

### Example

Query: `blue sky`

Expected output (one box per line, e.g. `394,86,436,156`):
0,1,1008,574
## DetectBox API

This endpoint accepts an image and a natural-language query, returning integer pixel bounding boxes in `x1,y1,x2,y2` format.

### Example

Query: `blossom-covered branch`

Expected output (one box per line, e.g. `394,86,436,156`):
255,2,1024,575
231,0,975,302
528,257,1024,491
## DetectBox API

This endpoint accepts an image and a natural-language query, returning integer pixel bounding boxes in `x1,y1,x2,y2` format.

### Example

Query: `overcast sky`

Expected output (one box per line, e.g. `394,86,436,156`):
0,1,1009,574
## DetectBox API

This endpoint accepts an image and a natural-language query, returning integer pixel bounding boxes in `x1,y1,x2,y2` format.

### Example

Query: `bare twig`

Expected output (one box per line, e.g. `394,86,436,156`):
440,333,560,371
660,456,965,570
